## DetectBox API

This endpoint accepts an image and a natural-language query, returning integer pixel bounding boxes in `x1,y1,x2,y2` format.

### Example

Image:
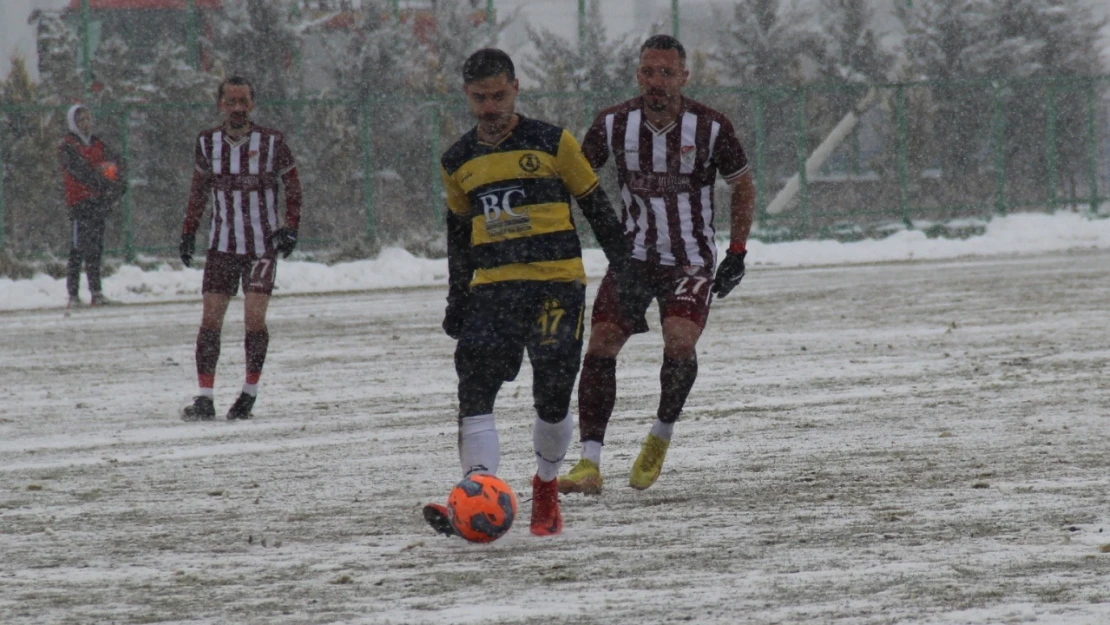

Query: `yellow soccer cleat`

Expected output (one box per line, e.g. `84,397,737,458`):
557,458,603,495
629,433,670,490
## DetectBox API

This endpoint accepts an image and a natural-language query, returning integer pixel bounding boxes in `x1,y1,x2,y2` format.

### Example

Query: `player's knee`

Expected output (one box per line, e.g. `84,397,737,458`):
534,396,571,424
586,322,627,358
456,358,506,418
532,362,576,424
458,378,499,418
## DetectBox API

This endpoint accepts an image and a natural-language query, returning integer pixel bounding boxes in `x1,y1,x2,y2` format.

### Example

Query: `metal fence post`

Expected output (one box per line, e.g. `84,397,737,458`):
117,107,134,261
895,85,910,227
0,108,5,253
794,88,809,232
577,0,586,48
672,0,680,39
80,0,92,95
1045,82,1058,209
186,0,199,70
992,84,1006,215
360,101,377,242
430,103,444,227
1086,78,1099,213
752,90,767,224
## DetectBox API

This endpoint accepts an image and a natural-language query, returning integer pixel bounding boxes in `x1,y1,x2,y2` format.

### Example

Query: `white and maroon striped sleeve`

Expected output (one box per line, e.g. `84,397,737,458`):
712,117,750,183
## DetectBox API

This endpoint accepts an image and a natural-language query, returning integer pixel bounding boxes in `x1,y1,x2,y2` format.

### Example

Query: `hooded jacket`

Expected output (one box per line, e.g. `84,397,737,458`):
59,104,123,214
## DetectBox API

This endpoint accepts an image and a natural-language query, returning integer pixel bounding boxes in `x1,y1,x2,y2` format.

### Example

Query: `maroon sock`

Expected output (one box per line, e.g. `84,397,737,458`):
577,354,617,444
245,329,269,385
658,354,697,424
196,327,221,388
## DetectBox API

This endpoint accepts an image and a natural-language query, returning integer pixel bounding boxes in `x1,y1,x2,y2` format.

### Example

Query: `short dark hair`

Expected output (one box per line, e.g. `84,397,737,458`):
640,34,686,62
462,48,515,84
217,76,255,103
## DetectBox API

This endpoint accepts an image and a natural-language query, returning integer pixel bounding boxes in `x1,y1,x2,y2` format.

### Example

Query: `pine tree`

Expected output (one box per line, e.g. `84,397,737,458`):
522,0,638,94
899,0,1107,209
713,0,825,189
989,0,1107,205
713,0,822,88
32,10,83,107
207,0,303,101
520,0,639,134
1,57,70,256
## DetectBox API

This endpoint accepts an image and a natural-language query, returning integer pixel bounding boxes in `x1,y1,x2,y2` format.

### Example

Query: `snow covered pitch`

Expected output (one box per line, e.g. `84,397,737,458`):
2,249,1110,624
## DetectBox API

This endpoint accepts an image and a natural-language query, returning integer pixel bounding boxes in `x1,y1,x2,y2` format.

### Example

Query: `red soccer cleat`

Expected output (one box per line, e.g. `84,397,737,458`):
422,502,457,537
530,474,562,536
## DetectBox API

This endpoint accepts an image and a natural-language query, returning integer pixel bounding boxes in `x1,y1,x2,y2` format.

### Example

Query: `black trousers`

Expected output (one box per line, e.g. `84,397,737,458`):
67,216,106,297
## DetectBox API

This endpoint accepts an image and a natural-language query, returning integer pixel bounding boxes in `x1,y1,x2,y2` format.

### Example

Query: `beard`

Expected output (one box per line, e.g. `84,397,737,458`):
479,113,511,134
228,113,250,129
644,91,671,112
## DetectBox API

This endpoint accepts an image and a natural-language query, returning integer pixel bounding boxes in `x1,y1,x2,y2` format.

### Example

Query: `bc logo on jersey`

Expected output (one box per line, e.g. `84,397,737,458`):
478,185,531,236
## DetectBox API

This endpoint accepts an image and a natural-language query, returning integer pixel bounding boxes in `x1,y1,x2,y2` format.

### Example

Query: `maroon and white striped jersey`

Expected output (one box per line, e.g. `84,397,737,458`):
183,123,301,258
581,97,749,268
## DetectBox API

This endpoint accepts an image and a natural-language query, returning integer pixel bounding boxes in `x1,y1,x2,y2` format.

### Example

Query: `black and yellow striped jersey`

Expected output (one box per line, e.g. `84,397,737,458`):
440,115,600,286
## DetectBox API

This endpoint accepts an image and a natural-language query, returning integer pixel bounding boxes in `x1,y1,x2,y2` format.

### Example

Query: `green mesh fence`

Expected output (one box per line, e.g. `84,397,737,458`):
1,76,1107,259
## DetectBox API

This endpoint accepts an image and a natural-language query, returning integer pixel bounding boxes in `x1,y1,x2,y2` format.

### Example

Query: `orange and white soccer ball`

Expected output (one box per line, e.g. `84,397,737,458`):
447,474,517,543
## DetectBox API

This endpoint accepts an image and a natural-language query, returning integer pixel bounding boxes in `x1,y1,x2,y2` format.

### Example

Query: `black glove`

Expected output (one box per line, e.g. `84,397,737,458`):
269,227,298,258
442,287,470,339
179,233,196,268
612,262,649,329
712,250,747,298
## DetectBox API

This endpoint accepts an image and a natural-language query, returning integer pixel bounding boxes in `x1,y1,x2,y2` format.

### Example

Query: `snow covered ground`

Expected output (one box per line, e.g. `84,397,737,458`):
4,210,1110,312
2,212,1110,623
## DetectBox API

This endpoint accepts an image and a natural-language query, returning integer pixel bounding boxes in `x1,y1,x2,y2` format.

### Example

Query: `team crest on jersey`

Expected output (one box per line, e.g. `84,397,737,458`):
680,145,696,166
519,153,541,173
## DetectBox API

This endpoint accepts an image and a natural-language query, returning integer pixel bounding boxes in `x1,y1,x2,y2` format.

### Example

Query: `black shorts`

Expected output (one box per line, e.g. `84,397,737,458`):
455,280,586,385
201,250,277,296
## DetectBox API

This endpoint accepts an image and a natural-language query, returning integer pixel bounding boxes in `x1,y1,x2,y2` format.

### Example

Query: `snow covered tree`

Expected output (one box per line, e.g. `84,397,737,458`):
713,0,822,88
1,57,68,257
712,0,825,187
988,0,1107,205
32,10,83,107
520,0,639,134
207,0,303,101
817,0,890,84
897,0,1004,206
898,0,1107,208
522,0,638,94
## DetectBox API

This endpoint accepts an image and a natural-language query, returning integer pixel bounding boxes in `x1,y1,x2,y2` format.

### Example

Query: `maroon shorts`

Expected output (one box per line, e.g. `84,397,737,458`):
591,260,714,335
201,250,277,296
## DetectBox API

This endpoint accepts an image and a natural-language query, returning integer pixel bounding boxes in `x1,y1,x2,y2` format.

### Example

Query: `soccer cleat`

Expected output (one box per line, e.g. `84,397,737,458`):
90,292,116,306
182,395,216,422
557,458,603,495
226,392,256,420
629,433,671,490
530,474,562,536
423,502,457,537
67,295,85,309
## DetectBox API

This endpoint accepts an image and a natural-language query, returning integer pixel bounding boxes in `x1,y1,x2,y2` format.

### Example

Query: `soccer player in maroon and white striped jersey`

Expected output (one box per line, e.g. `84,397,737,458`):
559,35,757,493
179,76,303,421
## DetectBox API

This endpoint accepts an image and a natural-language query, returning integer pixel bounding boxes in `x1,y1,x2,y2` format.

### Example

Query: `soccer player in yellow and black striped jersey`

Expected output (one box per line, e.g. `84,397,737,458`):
423,48,637,539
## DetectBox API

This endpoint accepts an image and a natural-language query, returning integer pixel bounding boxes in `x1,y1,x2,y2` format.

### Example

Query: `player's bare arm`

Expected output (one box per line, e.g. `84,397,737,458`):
729,170,757,252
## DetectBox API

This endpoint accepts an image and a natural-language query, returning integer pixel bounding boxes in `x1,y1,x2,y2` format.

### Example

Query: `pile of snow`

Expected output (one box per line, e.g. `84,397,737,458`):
3,211,1107,312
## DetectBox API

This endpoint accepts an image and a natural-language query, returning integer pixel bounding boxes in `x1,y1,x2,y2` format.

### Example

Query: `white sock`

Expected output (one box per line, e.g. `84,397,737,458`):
583,440,602,466
241,383,258,397
650,418,675,441
197,387,214,399
459,413,499,477
534,413,574,482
